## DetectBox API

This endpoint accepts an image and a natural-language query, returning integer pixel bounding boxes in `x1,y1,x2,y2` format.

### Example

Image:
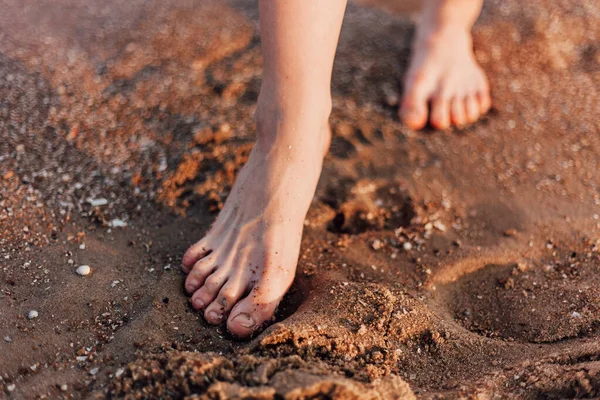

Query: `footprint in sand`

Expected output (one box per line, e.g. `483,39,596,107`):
319,178,418,235
437,247,600,343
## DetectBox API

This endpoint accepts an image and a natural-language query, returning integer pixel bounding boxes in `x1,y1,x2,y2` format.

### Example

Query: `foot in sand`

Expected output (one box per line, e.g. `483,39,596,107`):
182,103,330,338
400,4,492,130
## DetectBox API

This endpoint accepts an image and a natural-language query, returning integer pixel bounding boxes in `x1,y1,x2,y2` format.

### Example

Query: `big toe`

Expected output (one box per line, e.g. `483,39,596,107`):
226,292,281,338
400,79,430,131
400,101,428,131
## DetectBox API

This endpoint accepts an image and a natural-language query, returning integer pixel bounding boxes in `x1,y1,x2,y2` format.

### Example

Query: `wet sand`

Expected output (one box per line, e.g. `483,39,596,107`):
1,0,599,398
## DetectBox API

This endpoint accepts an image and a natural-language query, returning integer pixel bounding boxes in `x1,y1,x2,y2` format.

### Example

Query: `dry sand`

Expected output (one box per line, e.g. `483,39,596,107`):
1,0,599,398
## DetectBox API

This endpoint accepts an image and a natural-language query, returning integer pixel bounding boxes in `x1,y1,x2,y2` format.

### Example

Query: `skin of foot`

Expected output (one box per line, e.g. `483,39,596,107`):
182,0,347,339
400,0,492,130
182,102,331,338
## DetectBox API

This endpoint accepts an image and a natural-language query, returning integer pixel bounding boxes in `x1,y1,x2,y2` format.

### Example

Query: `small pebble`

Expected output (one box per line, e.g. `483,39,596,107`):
433,221,447,232
90,367,99,376
357,325,368,336
79,243,86,250
27,310,39,320
60,384,68,392
403,242,413,251
504,228,518,237
115,368,125,378
76,265,92,276
371,239,384,250
571,311,582,318
4,336,12,343
7,383,16,392
517,263,528,272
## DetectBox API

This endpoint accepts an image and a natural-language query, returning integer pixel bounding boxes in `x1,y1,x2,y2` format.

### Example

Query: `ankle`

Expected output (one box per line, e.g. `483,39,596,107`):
415,24,472,49
255,90,332,122
254,95,332,154
417,0,479,42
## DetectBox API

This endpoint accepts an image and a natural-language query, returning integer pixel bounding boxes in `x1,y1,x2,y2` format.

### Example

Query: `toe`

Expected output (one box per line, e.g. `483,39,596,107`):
400,99,428,131
190,271,228,311
227,294,278,339
182,239,212,273
477,90,492,115
429,96,450,130
228,310,261,338
450,96,467,127
464,95,480,124
185,256,216,294
204,278,246,325
399,76,431,130
227,275,292,338
204,308,226,325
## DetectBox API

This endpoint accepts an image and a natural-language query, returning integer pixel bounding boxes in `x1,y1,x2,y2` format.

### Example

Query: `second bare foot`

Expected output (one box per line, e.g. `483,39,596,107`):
400,23,491,130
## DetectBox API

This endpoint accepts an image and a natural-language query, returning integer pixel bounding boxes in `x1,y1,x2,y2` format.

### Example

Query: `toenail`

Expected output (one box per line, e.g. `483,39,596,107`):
193,298,205,308
232,313,255,329
208,311,222,321
186,281,197,291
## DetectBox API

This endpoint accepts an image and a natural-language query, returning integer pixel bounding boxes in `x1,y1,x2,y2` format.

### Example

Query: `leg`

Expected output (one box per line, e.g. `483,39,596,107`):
399,0,492,130
182,0,348,338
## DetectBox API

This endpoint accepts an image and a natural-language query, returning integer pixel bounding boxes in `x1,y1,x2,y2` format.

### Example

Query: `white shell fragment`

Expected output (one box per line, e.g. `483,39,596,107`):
27,310,39,320
76,265,92,276
108,219,128,228
87,198,108,207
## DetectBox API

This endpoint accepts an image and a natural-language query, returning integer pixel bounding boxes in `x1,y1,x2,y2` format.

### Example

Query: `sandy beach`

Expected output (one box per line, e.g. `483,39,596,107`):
1,0,599,398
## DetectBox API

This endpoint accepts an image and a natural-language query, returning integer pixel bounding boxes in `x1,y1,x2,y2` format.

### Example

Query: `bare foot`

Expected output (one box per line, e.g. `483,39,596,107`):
400,25,491,130
182,106,330,338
